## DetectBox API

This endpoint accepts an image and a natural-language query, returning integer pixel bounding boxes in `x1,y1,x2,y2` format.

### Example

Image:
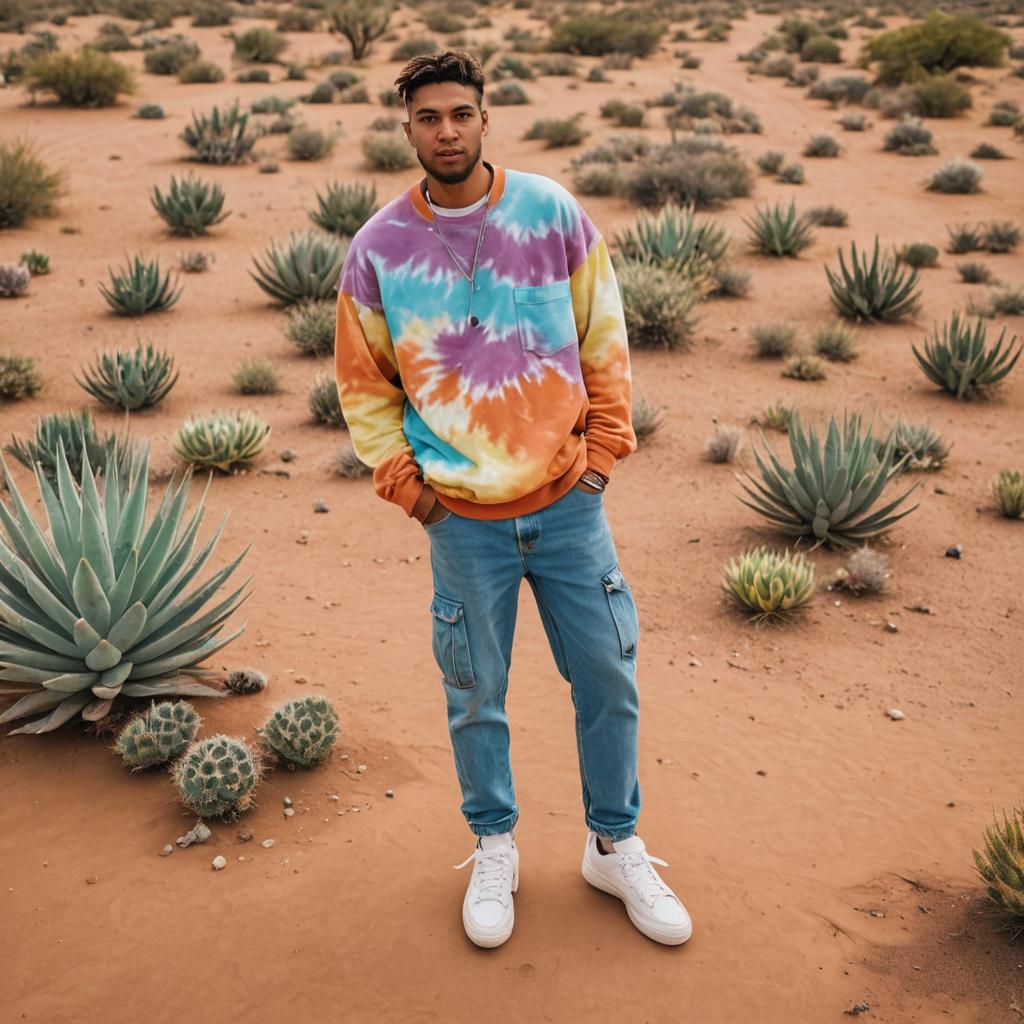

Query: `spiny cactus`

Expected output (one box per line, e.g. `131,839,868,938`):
151,174,229,236
993,469,1024,519
171,734,263,820
250,230,347,305
825,237,921,322
113,699,200,770
181,102,260,165
973,804,1024,931
309,180,379,237
258,696,339,768
611,201,728,279
833,546,889,594
75,342,179,410
912,312,1021,399
722,546,816,624
99,254,182,315
172,409,270,472
0,263,31,297
225,668,267,694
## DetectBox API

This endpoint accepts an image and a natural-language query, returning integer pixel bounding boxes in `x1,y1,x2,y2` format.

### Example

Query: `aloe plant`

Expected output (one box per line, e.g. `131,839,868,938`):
181,102,260,164
75,342,179,410
99,254,182,315
151,174,229,236
825,236,921,322
973,805,1024,928
173,410,270,472
249,230,347,305
737,412,920,549
992,469,1024,519
881,419,951,472
722,546,816,624
611,201,728,280
912,312,1021,399
308,180,379,237
744,199,814,257
0,441,251,735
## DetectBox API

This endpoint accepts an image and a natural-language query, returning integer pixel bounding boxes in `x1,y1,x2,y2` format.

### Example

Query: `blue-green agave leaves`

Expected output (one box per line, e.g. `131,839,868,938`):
0,439,252,735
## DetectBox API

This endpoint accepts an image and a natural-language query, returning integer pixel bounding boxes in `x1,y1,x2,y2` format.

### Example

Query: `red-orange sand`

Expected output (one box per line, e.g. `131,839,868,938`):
1,7,1023,1023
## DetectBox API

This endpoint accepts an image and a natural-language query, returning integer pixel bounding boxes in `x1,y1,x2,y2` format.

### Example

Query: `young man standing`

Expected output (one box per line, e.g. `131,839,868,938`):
333,50,692,949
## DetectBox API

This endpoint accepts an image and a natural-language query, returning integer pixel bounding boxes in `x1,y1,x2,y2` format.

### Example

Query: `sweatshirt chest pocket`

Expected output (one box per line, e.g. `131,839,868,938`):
513,281,577,356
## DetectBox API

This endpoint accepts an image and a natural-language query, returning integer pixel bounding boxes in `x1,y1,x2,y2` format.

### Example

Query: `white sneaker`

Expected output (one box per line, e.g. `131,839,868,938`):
581,831,692,945
453,832,519,948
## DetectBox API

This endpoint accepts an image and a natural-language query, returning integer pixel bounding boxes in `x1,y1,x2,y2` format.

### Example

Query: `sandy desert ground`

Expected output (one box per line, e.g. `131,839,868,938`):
1,4,1023,1022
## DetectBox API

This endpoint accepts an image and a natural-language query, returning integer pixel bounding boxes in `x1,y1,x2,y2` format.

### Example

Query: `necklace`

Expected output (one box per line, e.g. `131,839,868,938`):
425,168,492,328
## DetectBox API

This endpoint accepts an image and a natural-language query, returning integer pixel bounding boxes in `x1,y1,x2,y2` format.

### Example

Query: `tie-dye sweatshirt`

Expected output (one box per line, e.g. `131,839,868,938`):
333,161,636,521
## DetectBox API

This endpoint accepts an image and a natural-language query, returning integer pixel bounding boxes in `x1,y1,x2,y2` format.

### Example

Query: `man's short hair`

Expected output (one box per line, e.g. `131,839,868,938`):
394,49,485,111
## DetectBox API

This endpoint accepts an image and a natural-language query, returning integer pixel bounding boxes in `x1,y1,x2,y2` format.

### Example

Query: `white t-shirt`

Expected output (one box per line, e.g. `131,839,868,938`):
426,190,489,217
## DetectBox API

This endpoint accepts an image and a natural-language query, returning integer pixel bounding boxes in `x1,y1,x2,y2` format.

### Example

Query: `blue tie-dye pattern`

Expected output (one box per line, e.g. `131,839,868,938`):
403,403,476,474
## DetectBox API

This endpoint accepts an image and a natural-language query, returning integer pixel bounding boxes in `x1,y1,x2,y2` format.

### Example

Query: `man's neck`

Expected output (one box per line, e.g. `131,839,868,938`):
423,160,493,209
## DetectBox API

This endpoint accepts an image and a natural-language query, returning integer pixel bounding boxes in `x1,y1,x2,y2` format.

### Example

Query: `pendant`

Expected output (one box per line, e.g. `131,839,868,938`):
469,316,479,327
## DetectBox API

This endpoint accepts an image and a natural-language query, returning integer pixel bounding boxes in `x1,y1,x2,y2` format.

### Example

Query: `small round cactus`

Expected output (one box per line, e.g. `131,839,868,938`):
112,700,201,771
259,696,339,768
171,734,263,820
225,668,268,694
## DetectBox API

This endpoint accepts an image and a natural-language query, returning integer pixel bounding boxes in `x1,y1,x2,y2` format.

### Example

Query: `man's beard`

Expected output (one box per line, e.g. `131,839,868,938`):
417,141,483,185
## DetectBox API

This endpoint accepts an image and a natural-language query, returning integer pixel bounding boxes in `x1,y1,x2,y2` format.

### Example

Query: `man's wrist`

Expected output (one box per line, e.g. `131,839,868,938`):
579,470,607,491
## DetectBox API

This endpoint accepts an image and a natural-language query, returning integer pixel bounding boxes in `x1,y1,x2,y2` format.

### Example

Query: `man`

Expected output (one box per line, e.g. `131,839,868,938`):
333,50,691,949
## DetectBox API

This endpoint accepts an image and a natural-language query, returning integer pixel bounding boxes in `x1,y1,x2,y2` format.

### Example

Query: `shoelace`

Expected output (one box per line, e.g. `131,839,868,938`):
618,849,673,907
453,847,514,905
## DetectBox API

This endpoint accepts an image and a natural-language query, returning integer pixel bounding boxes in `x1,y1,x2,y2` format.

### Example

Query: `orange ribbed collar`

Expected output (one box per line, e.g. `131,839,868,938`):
409,161,506,222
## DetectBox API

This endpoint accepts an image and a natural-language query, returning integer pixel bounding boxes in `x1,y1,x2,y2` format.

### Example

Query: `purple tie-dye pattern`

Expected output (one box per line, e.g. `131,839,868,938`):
434,323,533,390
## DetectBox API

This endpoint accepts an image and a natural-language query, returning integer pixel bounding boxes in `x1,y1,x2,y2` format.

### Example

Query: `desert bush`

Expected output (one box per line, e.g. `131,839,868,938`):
573,164,619,196
611,201,727,279
0,262,31,297
389,36,437,62
927,159,982,194
93,22,135,51
100,254,182,315
860,13,1009,86
489,81,529,105
957,262,992,284
533,55,577,77
883,115,935,155
755,150,785,175
911,74,971,117
745,200,814,257
173,409,270,472
75,341,178,410
181,103,260,164
548,12,665,58
135,102,165,119
808,74,871,106
250,95,295,115
587,66,609,83
782,354,826,380
986,100,1020,127
751,322,796,358
991,470,1024,519
0,354,42,399
303,80,336,104
702,424,742,463
151,174,228,236
231,27,287,63
362,131,414,171
601,99,645,128
776,162,805,184
973,804,1024,921
328,0,392,60
801,34,840,62
24,47,134,106
631,395,665,444
276,6,319,32
308,371,345,426
232,358,280,395
616,261,707,352
722,546,816,625
250,230,347,306
286,300,335,356
946,222,984,253
0,139,63,230
19,249,49,274
338,83,369,103
899,242,939,268
144,38,199,75
833,546,889,595
912,311,1021,399
883,419,951,472
814,321,857,361
333,441,371,478
236,67,271,84
970,142,1008,160
988,287,1024,316
191,0,233,26
179,250,213,273
523,114,589,148
806,205,847,227
803,133,839,157
982,222,1020,253
621,138,752,208
826,237,921,322
287,126,333,161
739,412,919,548
710,263,751,299
839,112,866,130
309,180,377,237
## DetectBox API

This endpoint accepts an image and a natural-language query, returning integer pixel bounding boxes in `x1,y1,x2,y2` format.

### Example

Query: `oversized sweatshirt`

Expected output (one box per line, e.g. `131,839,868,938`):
333,161,637,521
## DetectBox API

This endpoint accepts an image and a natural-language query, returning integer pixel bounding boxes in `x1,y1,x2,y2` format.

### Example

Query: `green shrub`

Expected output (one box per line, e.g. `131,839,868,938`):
144,38,199,75
287,126,333,161
173,409,270,472
803,133,839,157
338,83,369,103
956,261,992,284
181,102,260,164
191,0,233,27
250,95,295,115
986,100,1020,127
860,13,1009,86
991,471,1024,519
134,102,164,119
489,81,529,105
276,6,319,32
709,263,750,299
808,74,871,105
739,412,919,549
722,546,816,624
286,300,335,356
24,47,135,107
533,55,578,76
927,159,982,194
327,0,393,60
758,55,794,77
782,354,826,380
523,114,589,148
333,442,371,478
988,287,1024,316
801,34,841,62
612,201,728,279
362,131,415,171
776,162,805,184
236,67,271,84
751,322,796,358
617,260,707,351
839,111,866,130
982,222,1020,253
755,150,785,174
946,222,984,253
75,341,178,410
230,27,287,63
573,164,620,196
806,205,847,227
912,74,971,117
621,138,752,209
814,321,857,361
883,115,935,154
0,138,63,230
912,311,1021,399
308,371,345,426
601,99,645,127
177,58,223,83
389,36,437,61
19,249,49,274
900,243,939,268
826,237,921,321
548,12,665,57
250,230,347,306
745,200,814,257
232,358,280,395
883,419,950,472
309,180,378,237
93,22,135,52
303,80,335,103
0,354,42,399
970,142,1007,160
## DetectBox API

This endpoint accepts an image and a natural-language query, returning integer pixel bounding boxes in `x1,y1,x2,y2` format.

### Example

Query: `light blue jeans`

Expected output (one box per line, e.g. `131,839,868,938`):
423,482,641,841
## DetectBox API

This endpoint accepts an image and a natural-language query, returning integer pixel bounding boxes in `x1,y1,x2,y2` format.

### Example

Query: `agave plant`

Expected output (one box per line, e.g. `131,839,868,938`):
911,312,1021,400
881,419,950,472
825,237,921,322
250,230,347,305
4,409,137,490
0,442,251,735
181,102,260,165
993,469,1024,519
308,180,379,236
744,199,814,257
611,201,727,281
722,546,816,624
736,412,921,549
173,410,270,472
75,342,179,411
151,174,229,236
99,255,182,316
974,804,1024,931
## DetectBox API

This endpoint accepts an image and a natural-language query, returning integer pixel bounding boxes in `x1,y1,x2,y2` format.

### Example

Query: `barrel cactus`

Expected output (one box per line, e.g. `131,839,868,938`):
258,695,339,767
722,546,816,624
0,440,252,736
113,698,200,770
171,733,262,819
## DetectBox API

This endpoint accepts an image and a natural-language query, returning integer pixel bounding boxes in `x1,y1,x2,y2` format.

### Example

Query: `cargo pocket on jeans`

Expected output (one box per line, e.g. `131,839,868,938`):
601,565,639,660
430,593,476,689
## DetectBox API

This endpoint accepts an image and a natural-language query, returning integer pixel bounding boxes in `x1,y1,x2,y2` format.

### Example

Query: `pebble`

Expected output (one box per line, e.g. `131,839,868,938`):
945,544,962,559
356,764,367,773
884,622,898,633
85,876,97,885
283,797,293,808
689,658,701,667
947,801,956,808
844,1002,870,1016
886,708,905,720
212,855,227,871
237,831,253,843
280,450,296,462
160,845,173,857
262,839,275,849
313,500,329,513
327,794,340,801
176,821,213,848
284,807,295,817
385,789,394,798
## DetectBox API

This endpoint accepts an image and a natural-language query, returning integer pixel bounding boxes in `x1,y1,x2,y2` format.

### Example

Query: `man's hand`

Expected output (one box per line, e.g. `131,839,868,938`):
573,469,607,494
422,498,450,526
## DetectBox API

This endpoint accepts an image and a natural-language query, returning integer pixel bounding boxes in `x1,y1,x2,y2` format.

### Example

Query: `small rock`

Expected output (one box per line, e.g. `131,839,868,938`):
755,769,767,776
313,500,329,513
297,530,310,545
886,708,905,720
284,807,295,817
261,839,275,848
237,831,253,843
947,801,955,808
283,797,293,808
85,876,97,885
385,789,394,798
212,855,227,871
945,544,962,559
884,622,898,633
280,450,296,462
843,1002,870,1016
327,794,340,801
689,658,701,667
356,764,367,773
176,821,213,848
160,844,174,857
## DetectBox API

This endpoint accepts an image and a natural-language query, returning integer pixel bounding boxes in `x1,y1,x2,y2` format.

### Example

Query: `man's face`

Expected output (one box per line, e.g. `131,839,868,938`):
403,80,488,185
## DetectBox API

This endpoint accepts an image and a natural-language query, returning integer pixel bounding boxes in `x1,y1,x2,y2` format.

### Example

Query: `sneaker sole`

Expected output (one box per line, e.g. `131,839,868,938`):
463,867,519,948
582,857,692,946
